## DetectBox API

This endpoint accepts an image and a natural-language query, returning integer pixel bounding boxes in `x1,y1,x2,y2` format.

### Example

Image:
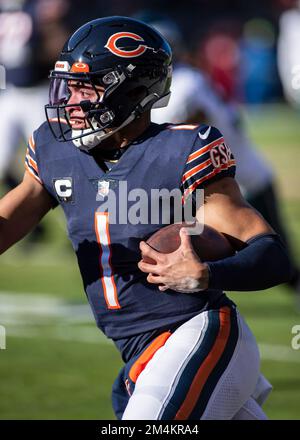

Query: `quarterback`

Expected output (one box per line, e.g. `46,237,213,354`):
0,17,292,419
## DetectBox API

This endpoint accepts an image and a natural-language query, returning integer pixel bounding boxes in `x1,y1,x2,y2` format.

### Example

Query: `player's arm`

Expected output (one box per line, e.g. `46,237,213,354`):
139,176,292,292
202,176,273,242
196,176,292,291
0,171,54,254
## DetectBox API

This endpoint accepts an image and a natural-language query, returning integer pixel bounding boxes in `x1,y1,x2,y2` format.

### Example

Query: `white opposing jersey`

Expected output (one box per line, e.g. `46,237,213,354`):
278,8,300,108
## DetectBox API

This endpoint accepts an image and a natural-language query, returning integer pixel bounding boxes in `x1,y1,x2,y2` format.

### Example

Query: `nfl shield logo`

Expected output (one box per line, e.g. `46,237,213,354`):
97,180,110,200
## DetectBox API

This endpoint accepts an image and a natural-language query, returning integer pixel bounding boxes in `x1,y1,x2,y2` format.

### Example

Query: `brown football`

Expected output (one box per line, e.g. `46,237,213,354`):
142,223,235,264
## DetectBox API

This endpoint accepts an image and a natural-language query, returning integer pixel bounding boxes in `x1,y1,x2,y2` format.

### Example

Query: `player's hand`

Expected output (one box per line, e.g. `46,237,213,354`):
138,228,209,293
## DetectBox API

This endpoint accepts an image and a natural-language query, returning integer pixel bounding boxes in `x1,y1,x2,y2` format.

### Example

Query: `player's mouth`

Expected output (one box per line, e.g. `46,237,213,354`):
68,117,87,129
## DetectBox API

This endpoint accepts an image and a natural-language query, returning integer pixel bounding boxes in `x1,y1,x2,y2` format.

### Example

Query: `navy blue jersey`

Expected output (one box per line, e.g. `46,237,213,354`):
25,122,236,361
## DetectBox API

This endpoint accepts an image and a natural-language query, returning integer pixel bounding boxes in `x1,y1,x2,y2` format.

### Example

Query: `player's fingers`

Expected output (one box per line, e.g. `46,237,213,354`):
179,227,193,249
139,241,164,263
158,285,169,292
138,260,161,275
147,274,164,284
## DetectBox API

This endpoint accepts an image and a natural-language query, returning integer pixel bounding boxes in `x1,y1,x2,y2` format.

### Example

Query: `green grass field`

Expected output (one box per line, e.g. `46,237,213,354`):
0,104,299,419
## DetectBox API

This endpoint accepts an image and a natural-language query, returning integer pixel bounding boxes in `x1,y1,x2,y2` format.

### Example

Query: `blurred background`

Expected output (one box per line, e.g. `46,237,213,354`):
0,0,299,420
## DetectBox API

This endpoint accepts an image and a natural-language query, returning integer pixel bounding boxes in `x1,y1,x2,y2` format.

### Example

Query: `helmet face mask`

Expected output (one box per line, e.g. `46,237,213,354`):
45,66,131,148
45,16,172,152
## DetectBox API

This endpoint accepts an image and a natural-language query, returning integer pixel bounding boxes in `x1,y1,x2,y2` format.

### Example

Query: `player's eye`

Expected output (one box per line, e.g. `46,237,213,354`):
81,90,92,98
81,89,97,100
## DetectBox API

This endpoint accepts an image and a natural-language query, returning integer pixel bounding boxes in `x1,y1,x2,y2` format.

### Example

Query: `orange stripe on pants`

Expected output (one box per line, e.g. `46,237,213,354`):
129,331,172,383
175,307,231,420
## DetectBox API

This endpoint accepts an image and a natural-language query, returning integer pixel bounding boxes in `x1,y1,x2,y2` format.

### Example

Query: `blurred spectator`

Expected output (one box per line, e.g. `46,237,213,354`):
198,26,241,101
277,0,300,108
240,18,281,103
0,0,70,185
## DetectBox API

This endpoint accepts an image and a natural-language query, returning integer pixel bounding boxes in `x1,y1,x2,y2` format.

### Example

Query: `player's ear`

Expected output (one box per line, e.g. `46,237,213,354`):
126,86,148,103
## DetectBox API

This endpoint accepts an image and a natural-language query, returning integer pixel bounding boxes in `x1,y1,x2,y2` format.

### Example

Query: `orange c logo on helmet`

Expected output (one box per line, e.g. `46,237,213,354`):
105,32,148,58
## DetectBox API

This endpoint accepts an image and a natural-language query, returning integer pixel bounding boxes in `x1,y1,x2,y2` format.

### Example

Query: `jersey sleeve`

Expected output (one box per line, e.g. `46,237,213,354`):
24,133,43,185
24,132,59,208
181,125,236,201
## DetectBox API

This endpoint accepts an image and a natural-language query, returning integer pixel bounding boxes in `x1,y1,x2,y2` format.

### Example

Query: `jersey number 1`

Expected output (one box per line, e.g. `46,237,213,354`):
95,212,121,309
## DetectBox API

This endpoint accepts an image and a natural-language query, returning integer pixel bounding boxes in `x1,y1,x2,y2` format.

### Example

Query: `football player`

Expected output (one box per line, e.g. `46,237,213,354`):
0,16,292,420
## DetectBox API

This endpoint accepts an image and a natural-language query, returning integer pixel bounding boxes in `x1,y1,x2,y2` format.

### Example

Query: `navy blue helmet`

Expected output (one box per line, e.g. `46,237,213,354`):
45,16,172,150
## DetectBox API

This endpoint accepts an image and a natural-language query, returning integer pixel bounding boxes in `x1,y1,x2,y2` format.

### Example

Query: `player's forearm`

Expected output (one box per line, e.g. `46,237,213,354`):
206,233,293,291
0,214,33,254
0,212,9,254
0,191,28,254
0,202,33,254
0,179,52,254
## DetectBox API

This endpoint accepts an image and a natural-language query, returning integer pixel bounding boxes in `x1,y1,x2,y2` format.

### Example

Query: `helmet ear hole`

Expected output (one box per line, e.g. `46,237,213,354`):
126,86,148,103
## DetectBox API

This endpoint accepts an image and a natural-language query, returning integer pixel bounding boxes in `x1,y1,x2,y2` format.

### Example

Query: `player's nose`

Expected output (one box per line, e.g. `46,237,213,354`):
67,93,80,106
67,94,84,113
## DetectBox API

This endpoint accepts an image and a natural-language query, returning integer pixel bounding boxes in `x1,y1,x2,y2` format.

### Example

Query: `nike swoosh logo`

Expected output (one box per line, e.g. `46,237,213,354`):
198,126,211,140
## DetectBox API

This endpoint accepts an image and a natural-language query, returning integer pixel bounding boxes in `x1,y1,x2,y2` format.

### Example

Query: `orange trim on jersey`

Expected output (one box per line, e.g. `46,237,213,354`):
182,158,211,184
94,212,120,310
26,154,39,173
186,144,211,165
168,124,199,130
28,135,35,153
24,162,42,185
174,307,231,420
129,331,172,383
183,160,236,202
186,137,224,164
